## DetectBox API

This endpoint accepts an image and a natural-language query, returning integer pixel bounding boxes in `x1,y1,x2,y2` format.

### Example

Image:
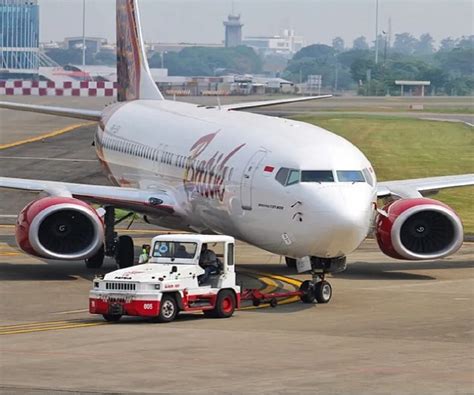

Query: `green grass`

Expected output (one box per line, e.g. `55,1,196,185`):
293,115,474,233
316,107,474,114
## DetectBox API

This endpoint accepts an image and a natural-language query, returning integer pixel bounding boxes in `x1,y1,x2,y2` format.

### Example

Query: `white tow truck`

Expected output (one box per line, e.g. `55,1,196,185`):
89,234,241,322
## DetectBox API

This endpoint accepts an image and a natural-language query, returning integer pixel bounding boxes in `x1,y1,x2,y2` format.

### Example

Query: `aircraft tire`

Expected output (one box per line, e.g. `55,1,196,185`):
115,235,134,268
314,281,332,303
299,280,316,303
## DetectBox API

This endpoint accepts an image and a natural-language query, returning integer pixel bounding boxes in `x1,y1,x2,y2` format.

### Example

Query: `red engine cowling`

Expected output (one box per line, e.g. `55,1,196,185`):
375,198,463,260
15,197,104,260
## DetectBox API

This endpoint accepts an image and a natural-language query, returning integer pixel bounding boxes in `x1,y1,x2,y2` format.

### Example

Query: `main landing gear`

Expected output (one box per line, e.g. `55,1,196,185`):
297,256,346,304
84,206,135,269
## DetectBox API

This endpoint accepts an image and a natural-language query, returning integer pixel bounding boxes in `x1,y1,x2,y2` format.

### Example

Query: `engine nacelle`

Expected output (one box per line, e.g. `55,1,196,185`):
375,198,463,260
15,197,104,260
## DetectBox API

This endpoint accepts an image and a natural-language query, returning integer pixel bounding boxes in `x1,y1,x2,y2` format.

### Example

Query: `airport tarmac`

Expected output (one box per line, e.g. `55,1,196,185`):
0,226,473,395
0,96,473,394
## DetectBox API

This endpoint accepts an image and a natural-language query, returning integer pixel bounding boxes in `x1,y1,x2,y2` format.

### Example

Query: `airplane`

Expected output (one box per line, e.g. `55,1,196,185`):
0,0,473,302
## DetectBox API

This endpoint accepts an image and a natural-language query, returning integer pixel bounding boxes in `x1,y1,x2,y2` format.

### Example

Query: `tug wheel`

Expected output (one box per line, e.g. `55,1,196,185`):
299,280,316,304
156,294,178,323
102,314,122,322
210,290,236,318
314,281,332,303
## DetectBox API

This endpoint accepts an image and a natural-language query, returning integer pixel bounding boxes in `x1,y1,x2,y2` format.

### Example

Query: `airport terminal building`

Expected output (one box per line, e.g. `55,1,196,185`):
0,0,40,79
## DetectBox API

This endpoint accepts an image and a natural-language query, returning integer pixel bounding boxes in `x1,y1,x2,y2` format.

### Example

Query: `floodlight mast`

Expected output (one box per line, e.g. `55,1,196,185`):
375,0,379,64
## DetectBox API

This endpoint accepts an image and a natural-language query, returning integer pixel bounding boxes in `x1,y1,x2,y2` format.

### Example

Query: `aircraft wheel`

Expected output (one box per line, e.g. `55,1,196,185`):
103,314,122,322
314,281,332,304
285,257,296,269
299,280,316,303
115,235,134,268
85,245,104,269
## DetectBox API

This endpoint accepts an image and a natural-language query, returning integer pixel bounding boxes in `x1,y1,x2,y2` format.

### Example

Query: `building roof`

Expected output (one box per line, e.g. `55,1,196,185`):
395,80,431,86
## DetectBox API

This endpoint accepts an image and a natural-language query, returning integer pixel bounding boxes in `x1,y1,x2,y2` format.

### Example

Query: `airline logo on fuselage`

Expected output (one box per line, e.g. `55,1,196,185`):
183,132,245,201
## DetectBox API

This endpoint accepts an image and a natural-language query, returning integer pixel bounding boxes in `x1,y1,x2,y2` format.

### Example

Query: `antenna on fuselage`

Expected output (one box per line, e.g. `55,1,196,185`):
217,95,222,110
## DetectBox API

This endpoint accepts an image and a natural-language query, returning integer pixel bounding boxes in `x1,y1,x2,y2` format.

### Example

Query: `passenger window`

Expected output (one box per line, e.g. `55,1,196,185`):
275,168,289,185
337,170,365,183
301,170,334,182
287,170,300,185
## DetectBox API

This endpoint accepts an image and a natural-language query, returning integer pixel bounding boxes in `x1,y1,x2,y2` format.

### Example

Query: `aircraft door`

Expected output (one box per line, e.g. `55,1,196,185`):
240,150,267,210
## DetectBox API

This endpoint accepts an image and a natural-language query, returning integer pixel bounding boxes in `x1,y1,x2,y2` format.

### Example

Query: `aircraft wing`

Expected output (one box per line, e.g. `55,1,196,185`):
221,95,332,111
0,101,102,121
377,174,474,198
0,177,177,215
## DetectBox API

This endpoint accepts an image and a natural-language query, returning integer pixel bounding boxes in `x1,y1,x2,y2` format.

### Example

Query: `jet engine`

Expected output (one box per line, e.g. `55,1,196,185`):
15,197,104,260
375,198,463,260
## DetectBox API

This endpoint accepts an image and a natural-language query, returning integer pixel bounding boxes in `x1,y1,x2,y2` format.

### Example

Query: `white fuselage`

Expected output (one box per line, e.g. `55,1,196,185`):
95,100,378,259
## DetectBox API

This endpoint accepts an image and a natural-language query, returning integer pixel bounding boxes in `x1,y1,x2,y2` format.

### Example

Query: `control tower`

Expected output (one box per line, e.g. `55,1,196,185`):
223,14,243,47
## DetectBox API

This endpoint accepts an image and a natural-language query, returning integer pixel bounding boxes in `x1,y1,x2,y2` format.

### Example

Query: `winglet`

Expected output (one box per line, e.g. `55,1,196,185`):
116,0,163,102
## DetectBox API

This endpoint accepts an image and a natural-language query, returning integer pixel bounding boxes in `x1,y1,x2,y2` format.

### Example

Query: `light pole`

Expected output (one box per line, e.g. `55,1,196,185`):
82,0,86,67
374,0,379,64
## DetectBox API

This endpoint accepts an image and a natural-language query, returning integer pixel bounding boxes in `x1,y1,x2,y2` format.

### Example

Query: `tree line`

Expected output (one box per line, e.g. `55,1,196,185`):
283,34,474,95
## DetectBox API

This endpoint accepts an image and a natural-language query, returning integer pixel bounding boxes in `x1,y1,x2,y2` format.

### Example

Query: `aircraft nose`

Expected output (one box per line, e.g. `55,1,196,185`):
305,185,374,257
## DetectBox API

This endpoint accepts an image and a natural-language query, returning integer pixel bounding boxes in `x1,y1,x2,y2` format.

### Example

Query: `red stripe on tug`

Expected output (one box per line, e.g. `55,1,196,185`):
89,298,160,317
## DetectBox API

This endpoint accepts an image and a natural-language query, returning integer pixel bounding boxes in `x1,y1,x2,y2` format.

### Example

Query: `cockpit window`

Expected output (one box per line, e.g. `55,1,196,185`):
362,168,374,186
275,167,300,186
287,170,300,185
301,170,334,183
275,168,289,186
337,170,365,183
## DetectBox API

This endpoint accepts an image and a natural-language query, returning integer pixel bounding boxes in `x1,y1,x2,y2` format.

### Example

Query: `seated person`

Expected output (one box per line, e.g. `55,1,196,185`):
175,244,190,258
198,243,220,284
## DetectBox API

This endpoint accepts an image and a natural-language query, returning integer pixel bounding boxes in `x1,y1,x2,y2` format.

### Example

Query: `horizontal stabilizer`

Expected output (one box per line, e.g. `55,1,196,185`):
0,101,102,121
222,95,332,111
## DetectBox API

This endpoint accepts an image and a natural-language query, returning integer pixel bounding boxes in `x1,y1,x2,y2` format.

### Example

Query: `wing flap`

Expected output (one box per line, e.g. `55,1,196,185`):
0,101,102,121
377,174,474,198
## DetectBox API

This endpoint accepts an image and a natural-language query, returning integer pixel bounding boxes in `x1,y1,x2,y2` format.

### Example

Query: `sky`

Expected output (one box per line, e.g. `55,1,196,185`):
39,0,473,48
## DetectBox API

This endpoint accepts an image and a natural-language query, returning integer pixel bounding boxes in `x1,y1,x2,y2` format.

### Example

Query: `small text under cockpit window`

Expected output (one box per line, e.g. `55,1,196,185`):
301,170,334,183
337,170,365,183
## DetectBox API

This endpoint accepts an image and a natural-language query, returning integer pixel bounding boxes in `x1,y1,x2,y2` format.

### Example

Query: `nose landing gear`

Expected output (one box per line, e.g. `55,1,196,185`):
298,256,345,304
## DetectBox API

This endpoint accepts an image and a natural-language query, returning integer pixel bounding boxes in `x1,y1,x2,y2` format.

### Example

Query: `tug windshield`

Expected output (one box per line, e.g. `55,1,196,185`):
152,241,197,260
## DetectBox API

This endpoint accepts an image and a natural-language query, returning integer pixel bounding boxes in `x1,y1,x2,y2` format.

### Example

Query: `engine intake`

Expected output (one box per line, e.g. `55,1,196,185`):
16,197,104,260
376,198,463,260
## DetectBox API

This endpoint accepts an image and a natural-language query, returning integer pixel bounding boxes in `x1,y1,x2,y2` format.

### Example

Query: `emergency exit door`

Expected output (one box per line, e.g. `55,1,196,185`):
240,150,267,210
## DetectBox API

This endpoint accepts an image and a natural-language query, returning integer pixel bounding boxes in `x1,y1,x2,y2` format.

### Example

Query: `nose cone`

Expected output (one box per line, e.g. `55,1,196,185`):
304,185,375,257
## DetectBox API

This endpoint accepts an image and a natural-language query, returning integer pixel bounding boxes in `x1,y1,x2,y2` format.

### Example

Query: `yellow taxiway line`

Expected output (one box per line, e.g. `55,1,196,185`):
0,122,93,150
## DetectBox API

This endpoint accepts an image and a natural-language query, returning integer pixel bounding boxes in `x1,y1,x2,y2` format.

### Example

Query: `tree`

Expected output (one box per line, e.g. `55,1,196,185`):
332,37,345,53
393,33,418,55
439,37,457,52
457,35,474,49
414,33,434,55
149,46,262,76
352,36,369,50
